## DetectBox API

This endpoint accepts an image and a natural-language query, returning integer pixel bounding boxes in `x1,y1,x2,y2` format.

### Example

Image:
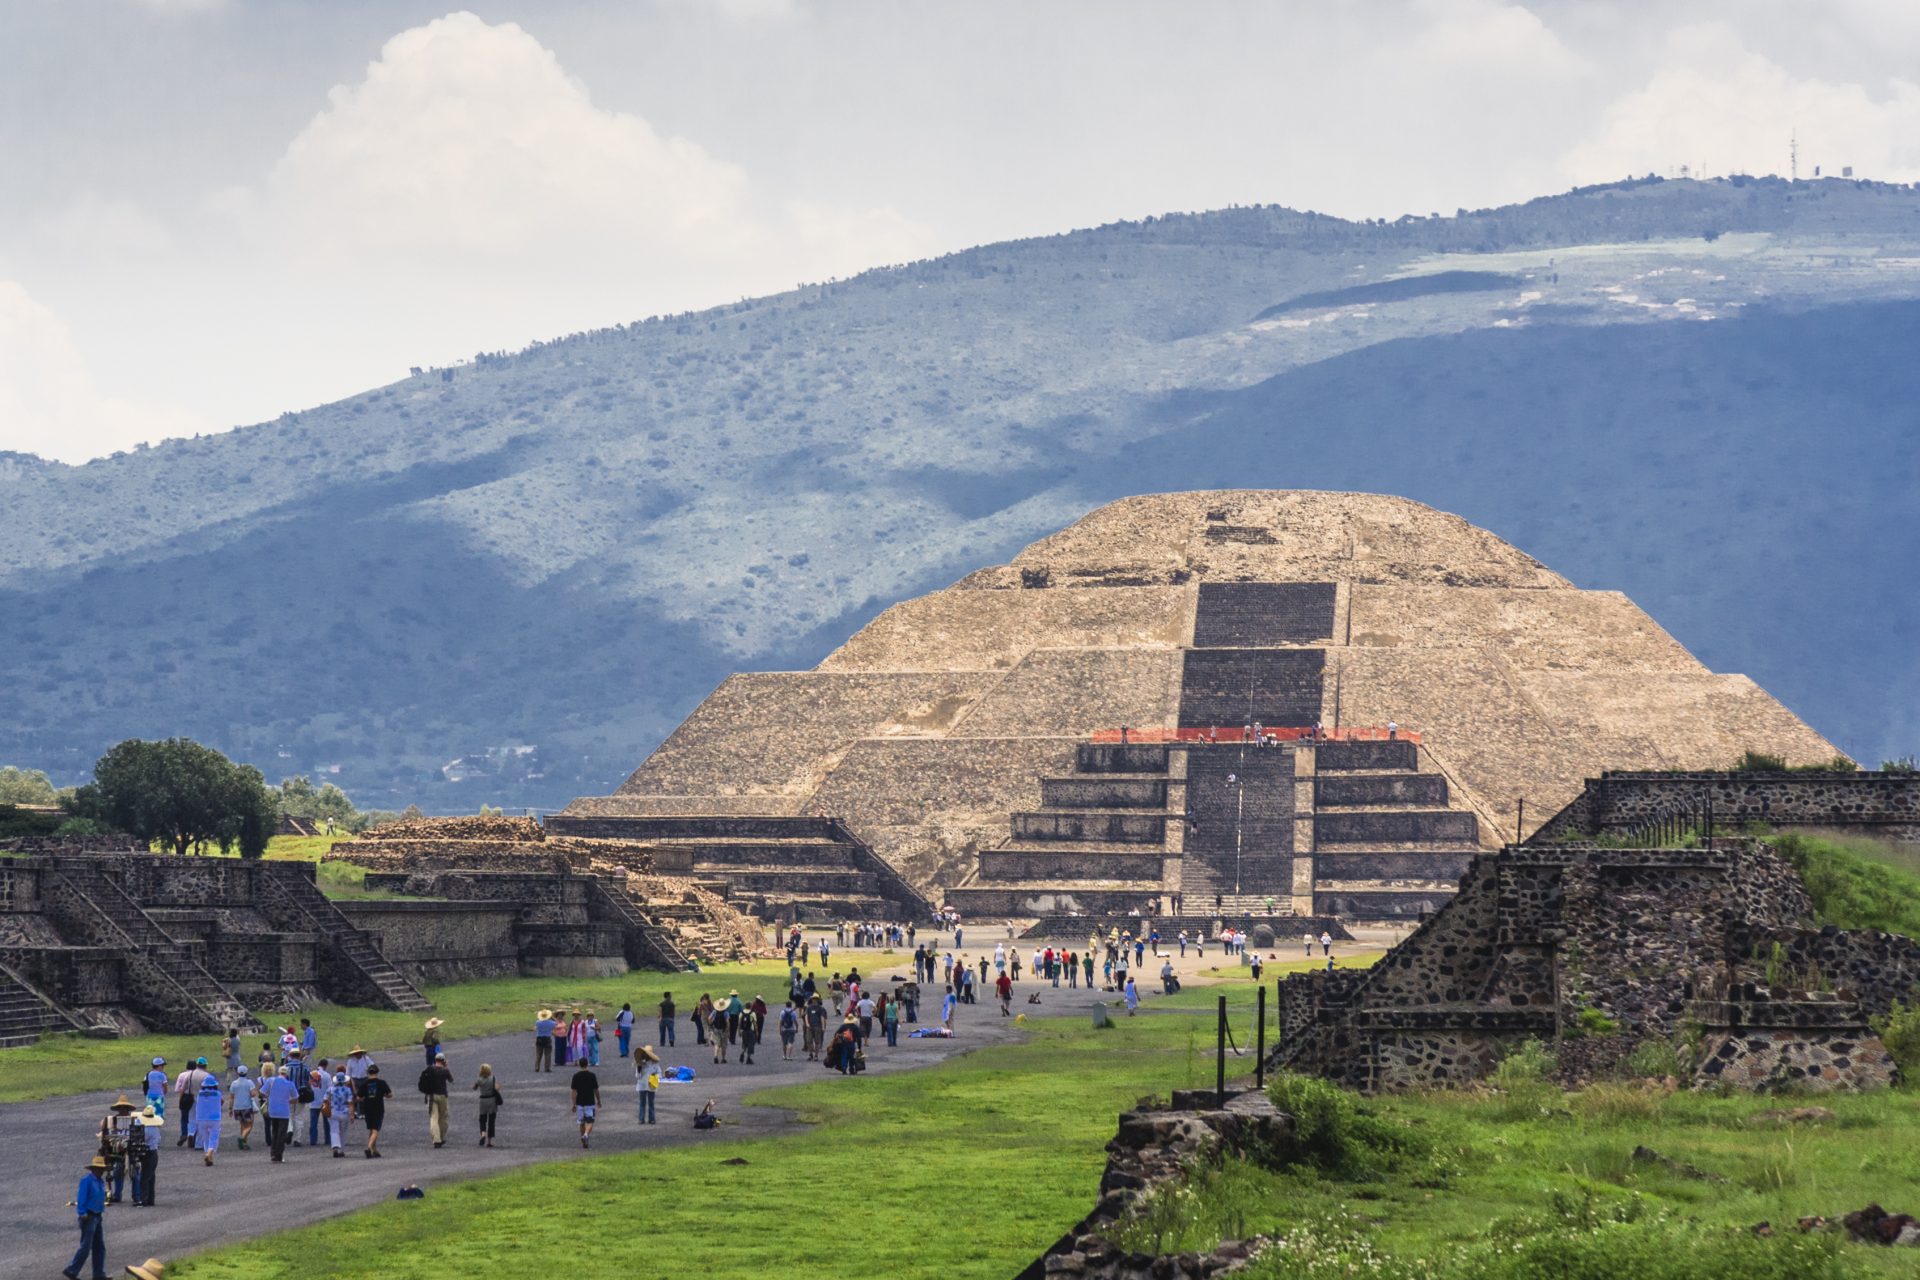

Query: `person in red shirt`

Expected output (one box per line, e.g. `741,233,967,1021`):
995,969,1013,1016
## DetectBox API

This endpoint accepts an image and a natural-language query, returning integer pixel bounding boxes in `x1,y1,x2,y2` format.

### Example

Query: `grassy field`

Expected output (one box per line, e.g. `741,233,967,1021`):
1116,1069,1920,1279
174,998,1228,1279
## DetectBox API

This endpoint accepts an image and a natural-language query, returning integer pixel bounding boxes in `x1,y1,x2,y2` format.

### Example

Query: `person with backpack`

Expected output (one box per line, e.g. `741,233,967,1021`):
615,1003,634,1058
422,1017,444,1067
419,1053,453,1148
778,1001,799,1060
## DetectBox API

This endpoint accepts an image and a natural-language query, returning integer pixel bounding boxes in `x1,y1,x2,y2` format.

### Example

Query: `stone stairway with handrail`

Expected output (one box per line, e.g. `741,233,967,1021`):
43,863,260,1034
256,864,434,1012
583,876,698,971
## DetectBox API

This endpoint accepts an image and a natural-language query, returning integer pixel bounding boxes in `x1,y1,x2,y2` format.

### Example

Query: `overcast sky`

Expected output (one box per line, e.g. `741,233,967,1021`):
4,0,1918,463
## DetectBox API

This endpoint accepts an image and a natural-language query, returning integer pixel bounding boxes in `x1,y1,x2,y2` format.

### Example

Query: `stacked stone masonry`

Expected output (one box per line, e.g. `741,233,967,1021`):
1271,839,1902,1093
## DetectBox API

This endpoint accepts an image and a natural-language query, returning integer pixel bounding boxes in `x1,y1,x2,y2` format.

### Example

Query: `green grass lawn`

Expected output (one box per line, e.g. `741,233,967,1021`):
174,1000,1228,1279
1115,1073,1920,1279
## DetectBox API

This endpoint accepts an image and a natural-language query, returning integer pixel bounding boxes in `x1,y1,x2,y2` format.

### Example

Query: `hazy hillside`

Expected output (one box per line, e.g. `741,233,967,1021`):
3,176,1917,808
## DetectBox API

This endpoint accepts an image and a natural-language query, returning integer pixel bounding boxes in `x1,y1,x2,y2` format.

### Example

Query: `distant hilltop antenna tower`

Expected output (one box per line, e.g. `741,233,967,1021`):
1790,129,1799,181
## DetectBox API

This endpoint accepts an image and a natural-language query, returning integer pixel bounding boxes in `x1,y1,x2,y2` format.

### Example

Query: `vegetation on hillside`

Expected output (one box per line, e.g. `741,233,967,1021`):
1767,829,1920,937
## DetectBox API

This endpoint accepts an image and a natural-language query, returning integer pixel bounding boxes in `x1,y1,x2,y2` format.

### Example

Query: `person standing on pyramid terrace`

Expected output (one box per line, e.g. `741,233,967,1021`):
1387,720,1398,740
571,1059,601,1148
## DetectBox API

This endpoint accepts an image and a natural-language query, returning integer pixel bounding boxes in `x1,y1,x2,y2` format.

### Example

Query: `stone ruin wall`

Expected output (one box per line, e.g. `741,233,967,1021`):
1274,841,1904,1093
1532,772,1920,844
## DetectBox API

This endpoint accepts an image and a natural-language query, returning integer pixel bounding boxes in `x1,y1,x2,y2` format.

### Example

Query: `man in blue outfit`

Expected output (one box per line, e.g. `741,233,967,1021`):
63,1155,109,1280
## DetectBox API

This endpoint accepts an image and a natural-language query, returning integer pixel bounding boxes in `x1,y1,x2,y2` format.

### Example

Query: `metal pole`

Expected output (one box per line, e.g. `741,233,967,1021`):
1216,995,1228,1108
1705,786,1713,847
1256,986,1267,1089
1516,797,1525,846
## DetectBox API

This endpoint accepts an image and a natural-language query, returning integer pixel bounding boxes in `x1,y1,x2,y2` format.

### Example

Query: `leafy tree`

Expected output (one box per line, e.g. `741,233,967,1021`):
74,738,278,858
0,765,59,805
276,775,362,830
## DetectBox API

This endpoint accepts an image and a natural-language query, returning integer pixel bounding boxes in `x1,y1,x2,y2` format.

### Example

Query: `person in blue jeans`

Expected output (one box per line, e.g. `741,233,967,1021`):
615,1003,633,1058
658,993,676,1048
634,1046,659,1124
65,1156,109,1280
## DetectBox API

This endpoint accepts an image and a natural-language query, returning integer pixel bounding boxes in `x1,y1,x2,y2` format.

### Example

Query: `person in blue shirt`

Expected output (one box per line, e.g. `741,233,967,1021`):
327,1072,355,1155
142,1058,167,1114
259,1065,300,1163
229,1066,257,1150
533,1011,556,1072
300,1018,317,1061
194,1071,224,1166
64,1156,109,1280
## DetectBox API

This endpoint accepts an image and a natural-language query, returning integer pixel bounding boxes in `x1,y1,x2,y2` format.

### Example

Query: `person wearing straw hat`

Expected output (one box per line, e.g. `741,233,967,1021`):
63,1155,110,1280
422,1017,444,1067
130,1105,161,1206
533,1010,556,1072
127,1259,167,1280
633,1046,660,1125
97,1095,139,1204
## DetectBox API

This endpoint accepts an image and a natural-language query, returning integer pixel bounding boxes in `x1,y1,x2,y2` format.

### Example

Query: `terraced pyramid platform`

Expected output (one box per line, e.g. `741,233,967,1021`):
561,491,1838,920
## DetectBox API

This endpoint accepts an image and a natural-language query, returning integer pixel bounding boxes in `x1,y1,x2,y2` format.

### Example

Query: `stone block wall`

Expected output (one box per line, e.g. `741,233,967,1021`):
1273,840,1906,1093
1533,772,1920,843
1778,926,1920,1019
337,901,521,986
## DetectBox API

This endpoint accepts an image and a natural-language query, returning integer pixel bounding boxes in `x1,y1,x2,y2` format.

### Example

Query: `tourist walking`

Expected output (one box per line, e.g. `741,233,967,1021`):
779,1001,799,1059
228,1066,256,1150
326,1071,356,1156
692,994,711,1046
143,1057,167,1114
941,984,956,1029
221,1028,242,1078
96,1095,138,1204
571,1060,601,1148
738,1003,760,1065
616,1003,634,1057
260,1064,298,1163
300,1017,317,1061
194,1069,224,1165
472,1064,501,1147
996,968,1013,1015
883,991,900,1046
305,1064,326,1147
1124,975,1140,1016
1320,931,1332,956
130,1106,159,1205
64,1155,110,1280
422,1017,444,1067
658,992,676,1047
358,1064,391,1157
420,1053,453,1148
635,1045,659,1124
534,1009,556,1071
709,1001,729,1064
804,994,827,1060
345,1044,373,1086
171,1059,204,1148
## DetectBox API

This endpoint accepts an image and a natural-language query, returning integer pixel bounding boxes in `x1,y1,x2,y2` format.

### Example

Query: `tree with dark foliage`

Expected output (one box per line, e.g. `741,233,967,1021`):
72,738,278,858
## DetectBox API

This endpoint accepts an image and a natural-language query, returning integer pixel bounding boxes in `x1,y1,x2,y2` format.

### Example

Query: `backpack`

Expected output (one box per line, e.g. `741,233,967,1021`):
417,1067,437,1096
297,1075,314,1105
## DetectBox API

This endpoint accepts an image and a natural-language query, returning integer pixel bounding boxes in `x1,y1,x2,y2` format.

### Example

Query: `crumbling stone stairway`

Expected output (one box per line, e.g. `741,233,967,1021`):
584,877,697,971
256,864,433,1012
0,959,89,1048
43,862,262,1034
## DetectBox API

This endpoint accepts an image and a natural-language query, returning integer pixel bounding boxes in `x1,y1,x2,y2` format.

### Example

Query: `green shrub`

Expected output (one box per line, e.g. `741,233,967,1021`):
1621,1037,1691,1079
1566,1007,1620,1038
1487,1037,1560,1120
1873,1001,1920,1079
1882,756,1918,774
1265,1073,1427,1178
1732,750,1788,772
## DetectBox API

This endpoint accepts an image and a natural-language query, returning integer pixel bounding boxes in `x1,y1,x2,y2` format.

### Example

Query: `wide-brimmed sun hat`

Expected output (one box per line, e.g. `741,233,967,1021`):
127,1258,168,1280
137,1106,163,1127
637,1046,661,1063
87,1156,110,1172
424,1017,444,1030
349,1045,365,1054
109,1093,136,1112
537,1010,553,1020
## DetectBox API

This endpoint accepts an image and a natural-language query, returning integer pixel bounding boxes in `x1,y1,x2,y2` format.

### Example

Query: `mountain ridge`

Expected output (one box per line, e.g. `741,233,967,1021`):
4,176,1917,807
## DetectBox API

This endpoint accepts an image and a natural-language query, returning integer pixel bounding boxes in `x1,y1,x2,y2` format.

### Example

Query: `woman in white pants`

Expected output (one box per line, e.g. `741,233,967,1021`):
326,1072,355,1156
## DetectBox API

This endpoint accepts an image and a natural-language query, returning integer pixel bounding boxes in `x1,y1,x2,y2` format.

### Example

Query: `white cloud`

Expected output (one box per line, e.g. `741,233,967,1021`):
1405,0,1586,75
1563,23,1920,182
0,281,211,463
